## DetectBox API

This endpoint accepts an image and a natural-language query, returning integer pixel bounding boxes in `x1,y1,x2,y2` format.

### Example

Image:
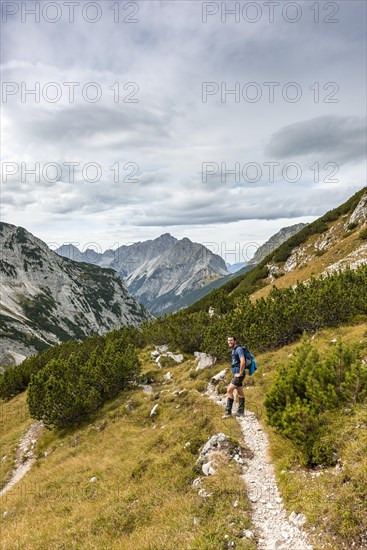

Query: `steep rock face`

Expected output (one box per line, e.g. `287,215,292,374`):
57,234,229,316
0,223,153,364
249,223,308,265
225,223,308,274
347,193,367,226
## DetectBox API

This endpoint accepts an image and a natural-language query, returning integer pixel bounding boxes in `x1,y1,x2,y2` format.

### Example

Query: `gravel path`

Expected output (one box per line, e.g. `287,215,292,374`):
0,420,43,498
206,383,313,550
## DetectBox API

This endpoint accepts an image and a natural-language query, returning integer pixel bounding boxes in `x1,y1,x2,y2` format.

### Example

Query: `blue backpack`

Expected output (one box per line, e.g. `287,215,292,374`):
236,345,257,376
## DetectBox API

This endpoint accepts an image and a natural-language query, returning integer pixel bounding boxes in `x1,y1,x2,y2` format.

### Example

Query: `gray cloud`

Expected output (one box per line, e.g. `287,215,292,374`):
10,103,176,148
1,0,366,251
265,116,367,164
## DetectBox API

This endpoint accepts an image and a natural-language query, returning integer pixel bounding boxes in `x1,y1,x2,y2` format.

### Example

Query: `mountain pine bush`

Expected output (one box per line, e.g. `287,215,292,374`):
27,353,101,427
0,327,142,401
264,337,367,465
27,339,141,428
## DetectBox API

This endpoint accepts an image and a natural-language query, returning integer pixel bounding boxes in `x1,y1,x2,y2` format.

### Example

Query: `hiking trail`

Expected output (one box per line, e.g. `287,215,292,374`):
0,420,43,498
205,382,313,550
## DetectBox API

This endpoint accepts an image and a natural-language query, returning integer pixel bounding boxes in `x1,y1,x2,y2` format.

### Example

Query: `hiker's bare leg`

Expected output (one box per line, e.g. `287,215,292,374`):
226,383,237,399
226,383,244,398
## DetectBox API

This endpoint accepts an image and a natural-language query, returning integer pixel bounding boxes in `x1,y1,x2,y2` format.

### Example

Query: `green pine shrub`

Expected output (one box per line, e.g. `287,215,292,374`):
0,338,99,401
27,340,141,428
27,353,103,428
264,337,367,465
0,326,142,401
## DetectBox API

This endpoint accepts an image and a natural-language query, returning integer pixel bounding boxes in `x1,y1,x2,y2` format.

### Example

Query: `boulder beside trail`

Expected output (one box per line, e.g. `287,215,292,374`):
196,433,238,466
194,352,216,371
211,368,227,383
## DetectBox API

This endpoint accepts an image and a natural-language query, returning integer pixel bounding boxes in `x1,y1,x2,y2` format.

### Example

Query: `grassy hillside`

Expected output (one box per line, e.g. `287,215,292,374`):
0,349,255,549
1,323,366,548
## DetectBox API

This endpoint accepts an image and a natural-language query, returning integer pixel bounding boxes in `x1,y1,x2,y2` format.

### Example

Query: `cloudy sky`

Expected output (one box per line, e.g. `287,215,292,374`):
1,0,366,264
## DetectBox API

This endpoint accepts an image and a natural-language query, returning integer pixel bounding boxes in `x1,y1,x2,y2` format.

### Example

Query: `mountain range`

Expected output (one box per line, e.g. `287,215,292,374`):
56,223,308,315
0,222,153,366
56,234,229,316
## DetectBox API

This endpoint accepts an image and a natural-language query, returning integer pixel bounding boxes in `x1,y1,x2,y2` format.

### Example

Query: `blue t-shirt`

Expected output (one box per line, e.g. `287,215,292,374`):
231,346,245,374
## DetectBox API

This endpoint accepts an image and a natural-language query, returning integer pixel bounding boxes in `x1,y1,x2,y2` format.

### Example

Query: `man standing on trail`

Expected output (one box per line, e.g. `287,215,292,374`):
222,336,245,418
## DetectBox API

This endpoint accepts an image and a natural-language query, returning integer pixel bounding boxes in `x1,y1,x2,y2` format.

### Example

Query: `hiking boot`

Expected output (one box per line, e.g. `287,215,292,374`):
234,397,245,417
222,397,234,419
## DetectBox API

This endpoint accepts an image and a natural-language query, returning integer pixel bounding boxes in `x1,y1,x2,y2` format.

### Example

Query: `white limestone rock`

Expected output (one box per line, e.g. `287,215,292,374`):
348,192,367,226
211,368,228,384
198,488,212,498
150,404,159,417
192,477,202,487
166,352,184,363
202,461,216,476
196,433,232,465
194,352,216,371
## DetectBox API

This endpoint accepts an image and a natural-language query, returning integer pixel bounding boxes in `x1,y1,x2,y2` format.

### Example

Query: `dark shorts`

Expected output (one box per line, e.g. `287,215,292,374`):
231,374,245,387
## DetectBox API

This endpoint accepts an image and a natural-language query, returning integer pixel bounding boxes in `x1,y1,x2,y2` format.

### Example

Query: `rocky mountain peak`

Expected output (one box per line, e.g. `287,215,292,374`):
56,234,229,316
157,232,176,242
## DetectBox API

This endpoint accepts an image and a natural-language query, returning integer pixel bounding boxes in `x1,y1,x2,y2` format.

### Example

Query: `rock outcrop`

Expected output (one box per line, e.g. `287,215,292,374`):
249,223,308,266
194,351,216,371
348,192,367,226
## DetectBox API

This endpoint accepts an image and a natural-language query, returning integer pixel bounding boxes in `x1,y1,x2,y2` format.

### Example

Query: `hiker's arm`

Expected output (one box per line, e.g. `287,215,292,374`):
235,347,246,378
239,356,246,375
234,348,246,376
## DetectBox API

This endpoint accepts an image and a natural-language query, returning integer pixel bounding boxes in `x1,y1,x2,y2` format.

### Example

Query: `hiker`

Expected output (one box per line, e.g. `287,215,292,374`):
222,336,245,418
